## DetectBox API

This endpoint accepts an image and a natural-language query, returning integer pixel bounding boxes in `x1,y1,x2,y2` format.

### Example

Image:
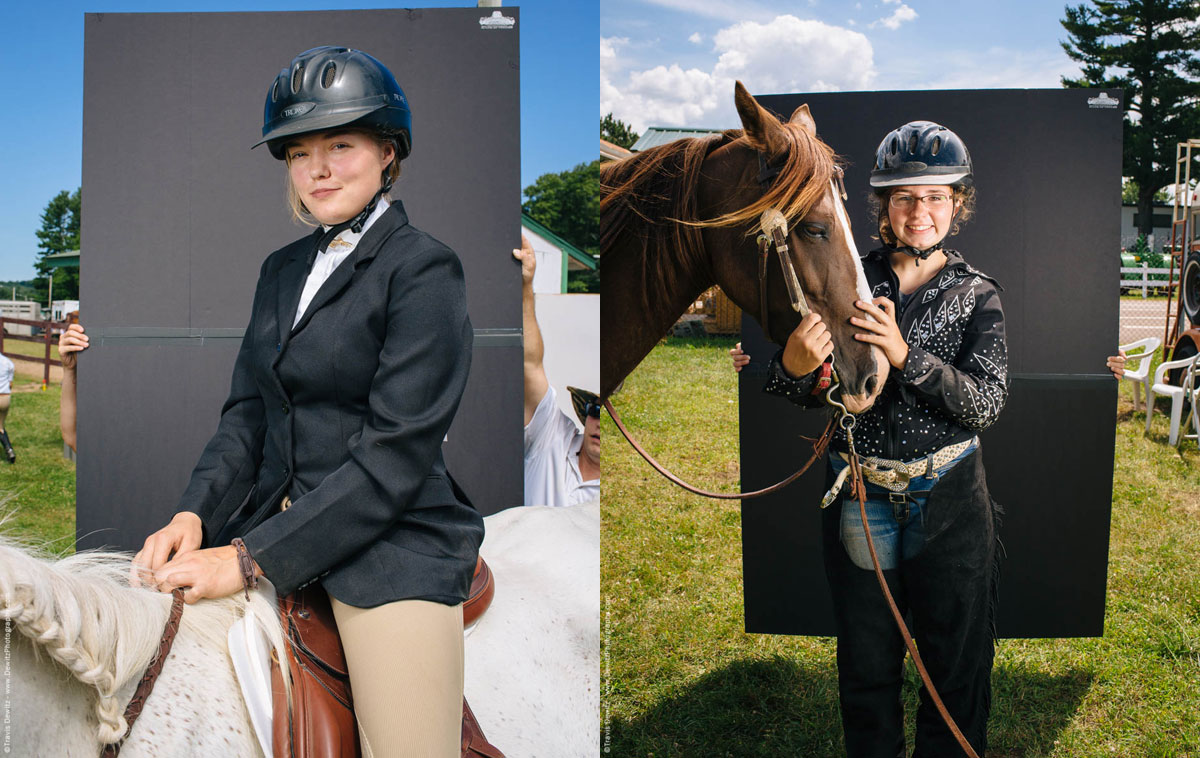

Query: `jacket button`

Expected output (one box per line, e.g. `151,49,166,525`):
282,402,290,414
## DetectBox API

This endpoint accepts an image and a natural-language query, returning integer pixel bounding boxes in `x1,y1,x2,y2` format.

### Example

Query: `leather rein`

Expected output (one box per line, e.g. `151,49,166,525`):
608,152,981,757
100,588,186,757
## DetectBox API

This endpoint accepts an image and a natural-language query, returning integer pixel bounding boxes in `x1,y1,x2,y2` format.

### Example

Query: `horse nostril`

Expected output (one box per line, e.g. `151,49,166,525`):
865,376,878,395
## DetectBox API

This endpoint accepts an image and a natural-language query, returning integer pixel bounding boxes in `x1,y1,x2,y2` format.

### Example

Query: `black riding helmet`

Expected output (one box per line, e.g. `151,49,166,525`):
870,121,971,189
255,46,412,161
870,120,972,259
255,46,411,237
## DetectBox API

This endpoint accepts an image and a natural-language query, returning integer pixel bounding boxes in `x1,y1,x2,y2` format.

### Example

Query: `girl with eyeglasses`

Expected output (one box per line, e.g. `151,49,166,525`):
762,120,1008,756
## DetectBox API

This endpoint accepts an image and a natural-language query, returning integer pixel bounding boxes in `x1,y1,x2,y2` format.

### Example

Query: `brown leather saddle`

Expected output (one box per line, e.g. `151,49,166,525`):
270,557,502,758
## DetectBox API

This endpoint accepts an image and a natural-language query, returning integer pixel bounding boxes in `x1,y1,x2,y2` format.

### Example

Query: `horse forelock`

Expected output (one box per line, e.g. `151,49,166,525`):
702,122,841,232
0,536,286,747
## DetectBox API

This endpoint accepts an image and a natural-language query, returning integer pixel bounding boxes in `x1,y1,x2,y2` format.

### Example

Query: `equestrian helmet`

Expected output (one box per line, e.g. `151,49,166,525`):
255,46,412,161
870,121,971,189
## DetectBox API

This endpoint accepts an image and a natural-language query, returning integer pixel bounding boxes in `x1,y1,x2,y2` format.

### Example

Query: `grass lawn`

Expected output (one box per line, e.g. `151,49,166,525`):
603,336,1200,757
0,380,75,553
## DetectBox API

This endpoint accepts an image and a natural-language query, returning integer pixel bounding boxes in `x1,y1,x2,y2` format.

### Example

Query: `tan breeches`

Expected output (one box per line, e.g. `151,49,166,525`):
329,595,464,758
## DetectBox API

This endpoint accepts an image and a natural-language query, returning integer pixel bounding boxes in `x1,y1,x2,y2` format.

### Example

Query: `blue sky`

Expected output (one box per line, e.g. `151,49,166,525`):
602,0,1085,132
0,1,596,282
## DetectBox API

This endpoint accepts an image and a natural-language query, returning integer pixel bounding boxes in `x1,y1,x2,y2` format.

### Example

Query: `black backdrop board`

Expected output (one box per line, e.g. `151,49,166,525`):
741,89,1120,637
78,9,521,552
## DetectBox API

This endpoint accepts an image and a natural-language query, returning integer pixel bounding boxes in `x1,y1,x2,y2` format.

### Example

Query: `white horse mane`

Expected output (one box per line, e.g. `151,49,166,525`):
0,533,286,746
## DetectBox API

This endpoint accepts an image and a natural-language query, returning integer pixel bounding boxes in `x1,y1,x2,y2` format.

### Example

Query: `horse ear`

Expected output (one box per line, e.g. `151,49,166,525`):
789,104,817,137
734,81,786,155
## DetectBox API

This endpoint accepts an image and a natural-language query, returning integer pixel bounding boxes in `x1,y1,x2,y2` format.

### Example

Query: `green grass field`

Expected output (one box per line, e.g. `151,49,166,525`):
603,336,1200,757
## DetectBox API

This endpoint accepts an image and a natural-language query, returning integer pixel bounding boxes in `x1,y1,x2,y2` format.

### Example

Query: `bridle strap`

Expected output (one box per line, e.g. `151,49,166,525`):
100,588,186,758
757,234,771,335
605,397,836,499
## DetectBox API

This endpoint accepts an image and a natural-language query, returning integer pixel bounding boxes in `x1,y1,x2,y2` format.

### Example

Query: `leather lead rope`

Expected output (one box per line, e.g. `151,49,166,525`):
605,397,835,499
844,420,980,758
101,589,186,758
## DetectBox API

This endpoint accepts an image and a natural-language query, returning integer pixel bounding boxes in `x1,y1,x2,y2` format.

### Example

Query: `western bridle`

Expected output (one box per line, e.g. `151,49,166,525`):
606,151,981,757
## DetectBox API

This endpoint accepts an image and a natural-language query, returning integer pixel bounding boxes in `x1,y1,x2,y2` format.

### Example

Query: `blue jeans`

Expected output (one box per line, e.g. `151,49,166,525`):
822,444,998,758
830,441,977,571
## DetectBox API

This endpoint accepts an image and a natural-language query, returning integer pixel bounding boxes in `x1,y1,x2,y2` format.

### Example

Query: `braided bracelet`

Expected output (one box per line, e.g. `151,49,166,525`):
231,538,258,601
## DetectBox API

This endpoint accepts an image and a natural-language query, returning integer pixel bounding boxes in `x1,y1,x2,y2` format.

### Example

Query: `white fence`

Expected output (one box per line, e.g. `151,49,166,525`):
1121,265,1173,298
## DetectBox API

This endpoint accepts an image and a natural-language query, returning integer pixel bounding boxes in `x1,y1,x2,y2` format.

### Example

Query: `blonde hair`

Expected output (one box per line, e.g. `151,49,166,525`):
869,185,976,247
283,130,402,227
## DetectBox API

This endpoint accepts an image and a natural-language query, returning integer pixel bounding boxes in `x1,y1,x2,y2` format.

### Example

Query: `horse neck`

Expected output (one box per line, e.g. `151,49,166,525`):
601,237,710,398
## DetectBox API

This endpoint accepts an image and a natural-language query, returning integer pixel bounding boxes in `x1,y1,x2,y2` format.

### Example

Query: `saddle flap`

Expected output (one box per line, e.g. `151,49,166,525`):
284,585,350,679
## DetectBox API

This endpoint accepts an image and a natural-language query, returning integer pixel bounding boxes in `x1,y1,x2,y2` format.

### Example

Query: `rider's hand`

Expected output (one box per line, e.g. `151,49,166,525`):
781,313,834,378
154,545,258,604
131,511,203,588
730,342,751,372
851,297,909,370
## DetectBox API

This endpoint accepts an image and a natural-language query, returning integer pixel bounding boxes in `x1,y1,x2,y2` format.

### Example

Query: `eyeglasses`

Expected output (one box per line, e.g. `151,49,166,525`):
889,193,952,211
583,401,603,419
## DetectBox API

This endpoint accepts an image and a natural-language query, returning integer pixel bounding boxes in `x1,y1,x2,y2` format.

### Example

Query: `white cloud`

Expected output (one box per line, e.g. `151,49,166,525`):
688,32,703,44
883,0,900,4
871,3,917,29
901,47,1081,90
603,15,876,131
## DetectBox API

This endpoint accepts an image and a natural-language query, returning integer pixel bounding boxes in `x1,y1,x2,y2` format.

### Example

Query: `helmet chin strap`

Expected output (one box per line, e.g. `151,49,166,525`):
884,203,959,265
888,240,944,264
314,165,396,254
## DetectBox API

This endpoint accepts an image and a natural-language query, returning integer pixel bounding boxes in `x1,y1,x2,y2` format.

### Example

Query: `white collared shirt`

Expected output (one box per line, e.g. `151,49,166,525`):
293,198,390,328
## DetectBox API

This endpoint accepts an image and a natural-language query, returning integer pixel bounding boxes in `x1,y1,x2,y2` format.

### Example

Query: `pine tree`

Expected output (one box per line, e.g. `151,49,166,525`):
1062,0,1200,237
601,114,640,150
33,188,81,302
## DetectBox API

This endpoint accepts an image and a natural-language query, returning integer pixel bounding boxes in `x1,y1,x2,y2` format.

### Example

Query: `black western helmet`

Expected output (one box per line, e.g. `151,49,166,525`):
870,120,972,259
255,46,412,162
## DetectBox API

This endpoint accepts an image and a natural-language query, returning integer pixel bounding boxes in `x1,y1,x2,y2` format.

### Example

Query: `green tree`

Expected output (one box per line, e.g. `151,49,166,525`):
522,160,599,257
1062,0,1200,237
1122,178,1170,204
601,113,640,150
33,188,81,302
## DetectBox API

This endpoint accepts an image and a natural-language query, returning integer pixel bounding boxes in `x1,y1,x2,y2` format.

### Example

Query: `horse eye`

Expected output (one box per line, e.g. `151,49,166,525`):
803,224,827,238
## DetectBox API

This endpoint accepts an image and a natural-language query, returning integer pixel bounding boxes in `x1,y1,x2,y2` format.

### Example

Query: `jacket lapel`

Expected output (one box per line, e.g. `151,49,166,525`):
288,202,407,338
274,235,319,355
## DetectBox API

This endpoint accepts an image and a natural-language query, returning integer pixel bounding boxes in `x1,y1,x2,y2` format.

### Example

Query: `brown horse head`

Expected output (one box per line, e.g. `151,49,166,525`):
601,82,887,412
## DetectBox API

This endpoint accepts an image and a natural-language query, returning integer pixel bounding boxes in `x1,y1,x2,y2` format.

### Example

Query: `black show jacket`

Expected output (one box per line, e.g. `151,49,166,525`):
179,201,483,607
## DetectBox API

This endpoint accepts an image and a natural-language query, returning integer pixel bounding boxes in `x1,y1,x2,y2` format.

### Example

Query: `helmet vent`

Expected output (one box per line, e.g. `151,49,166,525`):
908,134,918,155
322,62,337,89
931,136,941,156
291,64,304,94
890,137,898,154
271,79,279,103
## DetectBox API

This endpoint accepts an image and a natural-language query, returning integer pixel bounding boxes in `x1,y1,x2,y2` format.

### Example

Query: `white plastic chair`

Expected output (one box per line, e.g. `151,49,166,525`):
1147,352,1200,445
1117,337,1160,411
1179,360,1200,448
